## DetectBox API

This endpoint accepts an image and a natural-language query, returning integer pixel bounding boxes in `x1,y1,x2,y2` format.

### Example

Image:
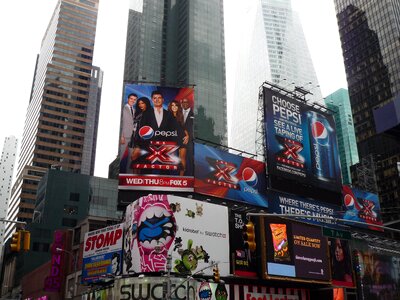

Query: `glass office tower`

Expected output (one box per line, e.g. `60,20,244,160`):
5,0,102,239
334,0,400,224
229,0,322,154
325,89,359,185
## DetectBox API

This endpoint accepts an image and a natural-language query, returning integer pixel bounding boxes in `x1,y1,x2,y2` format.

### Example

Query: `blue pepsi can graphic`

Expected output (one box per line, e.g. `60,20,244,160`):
307,111,337,182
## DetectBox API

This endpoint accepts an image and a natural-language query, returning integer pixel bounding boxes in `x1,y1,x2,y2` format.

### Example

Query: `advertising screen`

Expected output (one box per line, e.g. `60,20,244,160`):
194,143,268,207
341,185,383,231
263,218,330,282
263,87,342,192
328,237,355,287
229,211,258,277
123,194,229,276
354,247,400,299
82,224,124,283
268,190,340,227
119,84,194,192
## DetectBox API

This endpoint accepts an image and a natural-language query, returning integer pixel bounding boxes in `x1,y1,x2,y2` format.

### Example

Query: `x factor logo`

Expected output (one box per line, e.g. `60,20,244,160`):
275,136,305,168
146,141,180,164
205,157,239,189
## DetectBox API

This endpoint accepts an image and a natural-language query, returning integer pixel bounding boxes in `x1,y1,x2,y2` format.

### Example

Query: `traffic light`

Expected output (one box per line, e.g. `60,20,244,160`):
10,231,21,252
243,220,256,252
213,265,220,282
22,230,31,251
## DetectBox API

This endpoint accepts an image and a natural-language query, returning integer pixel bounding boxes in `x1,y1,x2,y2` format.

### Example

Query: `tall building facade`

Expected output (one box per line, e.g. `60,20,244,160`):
334,0,400,224
5,0,102,239
123,0,227,144
0,136,17,259
325,89,359,185
229,0,323,153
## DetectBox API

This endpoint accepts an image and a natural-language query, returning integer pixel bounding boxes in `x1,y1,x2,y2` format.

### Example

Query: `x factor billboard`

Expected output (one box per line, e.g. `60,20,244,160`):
82,224,124,283
341,185,383,231
263,87,342,193
194,143,268,207
123,194,229,276
261,217,330,282
118,84,194,192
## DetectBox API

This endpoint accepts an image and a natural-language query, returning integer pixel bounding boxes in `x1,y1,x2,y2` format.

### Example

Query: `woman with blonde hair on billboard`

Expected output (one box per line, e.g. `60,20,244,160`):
168,100,189,175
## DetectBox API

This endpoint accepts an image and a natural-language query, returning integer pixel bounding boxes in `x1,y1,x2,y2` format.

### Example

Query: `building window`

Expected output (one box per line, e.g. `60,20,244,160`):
62,218,77,227
70,192,80,202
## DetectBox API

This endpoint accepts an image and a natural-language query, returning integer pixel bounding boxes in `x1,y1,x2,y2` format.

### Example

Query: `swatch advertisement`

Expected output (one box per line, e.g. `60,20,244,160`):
229,211,258,277
263,87,342,192
119,84,194,192
123,194,229,276
263,218,330,282
82,224,124,283
194,143,268,207
268,190,340,227
342,185,383,231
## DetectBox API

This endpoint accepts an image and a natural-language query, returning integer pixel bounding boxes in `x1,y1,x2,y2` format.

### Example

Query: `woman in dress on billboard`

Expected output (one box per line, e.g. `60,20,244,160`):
168,100,189,176
130,97,152,172
330,238,353,283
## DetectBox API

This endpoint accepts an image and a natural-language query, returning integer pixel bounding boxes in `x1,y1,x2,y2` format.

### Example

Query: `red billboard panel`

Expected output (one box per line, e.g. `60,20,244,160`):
118,84,194,192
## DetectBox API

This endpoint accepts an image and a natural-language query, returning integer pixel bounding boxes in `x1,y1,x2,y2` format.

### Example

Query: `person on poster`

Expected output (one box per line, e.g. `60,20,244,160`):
120,93,137,173
168,100,189,175
111,252,121,276
180,98,194,175
330,238,353,283
130,90,184,174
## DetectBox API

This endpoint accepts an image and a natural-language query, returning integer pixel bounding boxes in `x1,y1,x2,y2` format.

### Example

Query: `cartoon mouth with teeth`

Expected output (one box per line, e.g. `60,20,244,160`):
135,195,177,272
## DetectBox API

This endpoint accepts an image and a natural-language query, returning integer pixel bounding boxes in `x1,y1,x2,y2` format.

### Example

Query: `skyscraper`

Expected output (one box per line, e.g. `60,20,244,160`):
229,0,323,154
325,89,359,185
334,0,400,225
0,136,17,260
5,0,102,239
123,0,227,144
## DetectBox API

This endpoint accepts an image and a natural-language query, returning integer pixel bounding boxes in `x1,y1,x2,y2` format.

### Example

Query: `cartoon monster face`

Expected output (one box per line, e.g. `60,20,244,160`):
182,249,198,271
198,282,212,300
137,203,176,250
215,283,228,300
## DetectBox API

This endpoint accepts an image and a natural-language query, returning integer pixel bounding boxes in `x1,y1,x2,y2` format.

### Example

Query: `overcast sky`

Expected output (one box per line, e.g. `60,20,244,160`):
0,0,347,179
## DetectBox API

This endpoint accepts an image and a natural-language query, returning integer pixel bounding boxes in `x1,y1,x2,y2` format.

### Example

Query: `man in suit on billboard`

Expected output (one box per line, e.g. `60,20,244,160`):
120,93,137,173
181,98,194,175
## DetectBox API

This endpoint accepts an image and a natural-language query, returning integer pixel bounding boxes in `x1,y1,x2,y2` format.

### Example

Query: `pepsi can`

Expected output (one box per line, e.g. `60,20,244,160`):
307,111,337,182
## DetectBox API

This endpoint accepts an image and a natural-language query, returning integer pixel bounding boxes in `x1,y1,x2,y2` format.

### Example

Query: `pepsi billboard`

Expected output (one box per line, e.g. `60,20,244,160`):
194,143,268,207
341,185,383,231
268,190,340,227
263,87,342,193
118,84,194,192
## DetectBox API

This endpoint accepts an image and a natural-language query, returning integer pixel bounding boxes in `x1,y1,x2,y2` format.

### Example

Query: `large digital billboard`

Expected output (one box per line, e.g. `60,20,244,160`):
119,84,194,192
123,194,230,276
194,143,268,207
262,218,330,282
263,87,342,192
82,224,124,283
341,185,383,231
354,245,400,299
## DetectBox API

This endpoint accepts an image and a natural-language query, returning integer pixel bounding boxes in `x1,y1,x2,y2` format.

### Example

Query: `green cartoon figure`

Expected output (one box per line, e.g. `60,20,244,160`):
173,239,208,274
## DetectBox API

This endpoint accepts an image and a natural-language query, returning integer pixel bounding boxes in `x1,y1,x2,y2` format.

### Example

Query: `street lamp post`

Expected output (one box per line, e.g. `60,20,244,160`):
56,248,77,299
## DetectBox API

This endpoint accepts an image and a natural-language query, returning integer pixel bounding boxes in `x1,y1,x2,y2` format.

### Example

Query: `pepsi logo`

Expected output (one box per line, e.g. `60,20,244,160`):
242,167,258,187
344,193,355,209
138,126,154,140
311,121,329,145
